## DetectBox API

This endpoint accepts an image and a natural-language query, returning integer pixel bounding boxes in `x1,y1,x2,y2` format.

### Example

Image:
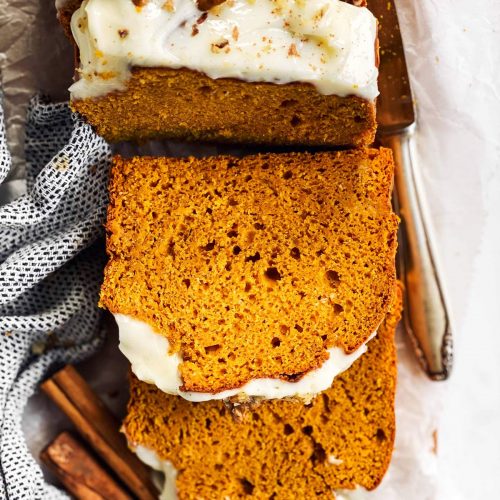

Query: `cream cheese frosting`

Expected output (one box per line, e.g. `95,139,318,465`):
134,445,178,500
69,0,378,100
334,486,371,499
115,313,376,402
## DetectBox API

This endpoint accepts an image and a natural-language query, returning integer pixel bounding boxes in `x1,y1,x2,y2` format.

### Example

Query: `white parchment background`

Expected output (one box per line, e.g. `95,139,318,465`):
1,1,499,498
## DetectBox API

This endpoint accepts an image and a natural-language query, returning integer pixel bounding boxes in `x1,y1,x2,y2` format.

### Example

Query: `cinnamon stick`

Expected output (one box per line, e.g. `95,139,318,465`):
41,365,158,500
40,431,131,500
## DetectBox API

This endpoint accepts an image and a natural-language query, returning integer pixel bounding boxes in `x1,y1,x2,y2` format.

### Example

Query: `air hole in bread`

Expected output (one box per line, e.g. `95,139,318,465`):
240,478,255,495
283,170,293,180
227,230,238,238
290,115,301,126
233,245,241,255
205,344,220,354
182,278,191,288
290,247,300,260
167,241,175,258
294,324,303,333
376,429,387,441
271,337,281,347
302,425,313,435
202,240,216,251
280,98,298,108
310,442,327,464
333,303,344,314
264,267,282,281
326,270,340,287
321,393,330,410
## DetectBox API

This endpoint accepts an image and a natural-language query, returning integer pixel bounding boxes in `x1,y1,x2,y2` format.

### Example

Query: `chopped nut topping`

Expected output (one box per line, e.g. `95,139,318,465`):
211,39,230,53
288,43,299,57
162,0,175,12
232,25,239,41
197,0,226,11
118,29,129,38
197,12,208,24
192,24,199,36
132,0,148,6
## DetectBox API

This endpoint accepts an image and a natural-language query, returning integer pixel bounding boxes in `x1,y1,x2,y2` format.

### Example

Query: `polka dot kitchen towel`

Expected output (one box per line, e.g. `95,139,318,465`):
0,95,111,499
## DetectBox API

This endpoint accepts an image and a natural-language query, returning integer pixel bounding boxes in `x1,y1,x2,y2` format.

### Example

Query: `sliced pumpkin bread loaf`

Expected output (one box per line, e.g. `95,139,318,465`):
122,286,402,499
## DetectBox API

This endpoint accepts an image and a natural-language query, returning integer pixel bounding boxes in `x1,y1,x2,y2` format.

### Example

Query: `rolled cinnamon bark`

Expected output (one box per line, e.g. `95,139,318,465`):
41,365,158,500
41,431,131,500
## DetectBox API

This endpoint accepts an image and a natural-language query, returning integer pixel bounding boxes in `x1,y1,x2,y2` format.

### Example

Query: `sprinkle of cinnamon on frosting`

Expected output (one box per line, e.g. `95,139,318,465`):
288,43,299,57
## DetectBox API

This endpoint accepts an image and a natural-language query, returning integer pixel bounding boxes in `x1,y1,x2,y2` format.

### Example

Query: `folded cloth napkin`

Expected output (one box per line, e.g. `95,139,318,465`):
0,95,111,499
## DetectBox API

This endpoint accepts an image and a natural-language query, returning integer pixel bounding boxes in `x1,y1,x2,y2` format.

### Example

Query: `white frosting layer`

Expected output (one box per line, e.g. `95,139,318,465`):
334,486,370,499
134,445,178,500
115,313,376,402
70,0,378,99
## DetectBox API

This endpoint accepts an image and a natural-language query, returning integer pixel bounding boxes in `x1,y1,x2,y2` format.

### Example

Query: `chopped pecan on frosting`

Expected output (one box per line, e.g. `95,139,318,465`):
132,0,148,6
196,0,226,11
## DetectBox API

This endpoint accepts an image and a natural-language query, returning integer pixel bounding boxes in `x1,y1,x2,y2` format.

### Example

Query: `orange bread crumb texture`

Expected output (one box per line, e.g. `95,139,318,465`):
100,149,398,394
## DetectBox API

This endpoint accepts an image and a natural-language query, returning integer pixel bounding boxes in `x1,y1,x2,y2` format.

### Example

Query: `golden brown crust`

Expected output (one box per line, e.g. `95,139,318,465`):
123,286,401,499
56,0,83,40
100,150,398,394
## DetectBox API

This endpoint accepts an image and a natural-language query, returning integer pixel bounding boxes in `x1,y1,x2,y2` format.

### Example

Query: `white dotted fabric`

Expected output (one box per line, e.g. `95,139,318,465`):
0,96,111,499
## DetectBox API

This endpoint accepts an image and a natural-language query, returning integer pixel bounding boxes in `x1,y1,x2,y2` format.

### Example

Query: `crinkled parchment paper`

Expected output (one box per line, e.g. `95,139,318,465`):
3,0,500,499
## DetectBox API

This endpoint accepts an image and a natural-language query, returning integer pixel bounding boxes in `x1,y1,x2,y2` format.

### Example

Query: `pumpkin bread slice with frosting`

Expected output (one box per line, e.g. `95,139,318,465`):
58,0,379,147
100,149,398,401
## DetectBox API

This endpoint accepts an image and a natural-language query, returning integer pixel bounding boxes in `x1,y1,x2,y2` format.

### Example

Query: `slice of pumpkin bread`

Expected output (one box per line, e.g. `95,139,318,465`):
122,287,402,499
100,149,398,399
59,0,379,147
